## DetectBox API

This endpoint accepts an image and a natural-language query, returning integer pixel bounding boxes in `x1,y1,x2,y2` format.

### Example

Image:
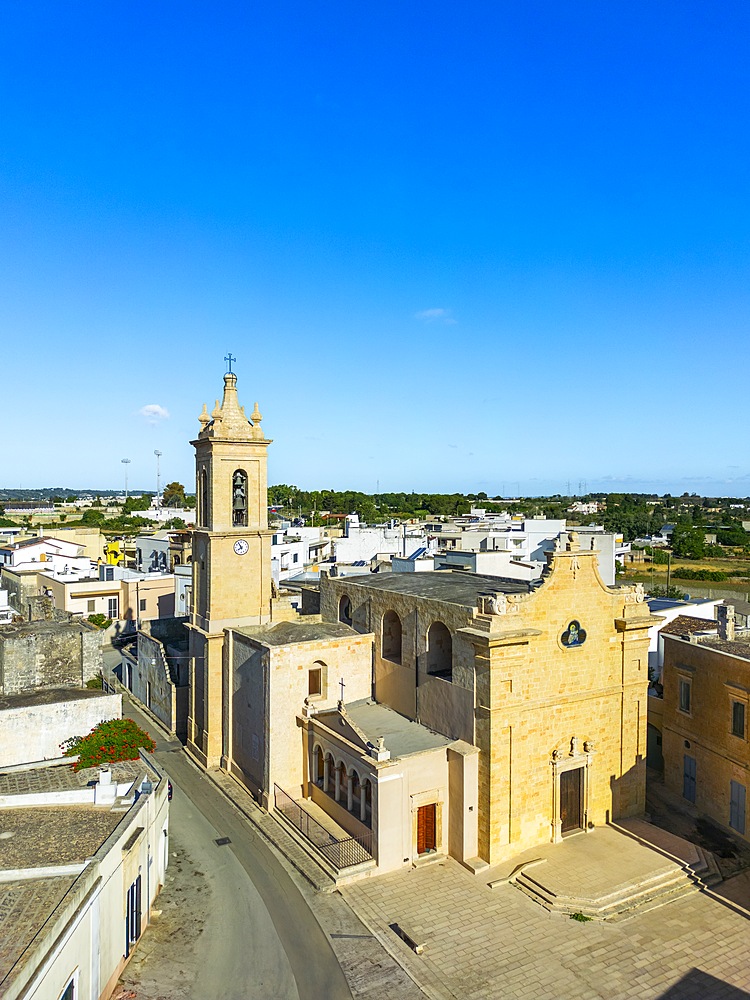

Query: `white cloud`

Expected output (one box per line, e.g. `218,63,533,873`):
415,307,457,325
138,403,170,424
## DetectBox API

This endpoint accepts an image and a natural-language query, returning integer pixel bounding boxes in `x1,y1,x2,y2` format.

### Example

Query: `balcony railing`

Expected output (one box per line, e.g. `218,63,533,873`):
274,784,373,870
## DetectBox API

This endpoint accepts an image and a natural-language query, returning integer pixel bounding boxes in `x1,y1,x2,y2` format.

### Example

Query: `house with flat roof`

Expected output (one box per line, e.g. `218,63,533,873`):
0,755,169,1000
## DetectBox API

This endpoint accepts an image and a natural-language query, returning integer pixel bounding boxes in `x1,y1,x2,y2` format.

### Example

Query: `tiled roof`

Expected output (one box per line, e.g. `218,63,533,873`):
0,807,122,868
0,760,142,796
660,615,718,636
0,876,78,987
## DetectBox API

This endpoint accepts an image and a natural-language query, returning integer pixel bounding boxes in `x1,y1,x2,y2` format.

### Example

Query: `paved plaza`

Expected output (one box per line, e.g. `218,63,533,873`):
343,826,750,1000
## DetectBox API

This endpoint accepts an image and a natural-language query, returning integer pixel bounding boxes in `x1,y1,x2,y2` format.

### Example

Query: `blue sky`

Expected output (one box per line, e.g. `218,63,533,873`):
2,2,750,496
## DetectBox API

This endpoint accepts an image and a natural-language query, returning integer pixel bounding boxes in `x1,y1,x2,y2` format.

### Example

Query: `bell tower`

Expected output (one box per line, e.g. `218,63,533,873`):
186,366,273,768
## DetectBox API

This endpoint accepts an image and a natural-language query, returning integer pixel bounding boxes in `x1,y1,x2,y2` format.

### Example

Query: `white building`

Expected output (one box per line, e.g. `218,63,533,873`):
0,755,169,1000
333,521,431,565
271,530,307,582
0,536,94,581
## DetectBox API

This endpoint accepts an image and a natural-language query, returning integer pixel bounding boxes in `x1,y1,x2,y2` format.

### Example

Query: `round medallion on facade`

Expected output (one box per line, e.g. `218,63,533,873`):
233,538,249,556
561,620,586,647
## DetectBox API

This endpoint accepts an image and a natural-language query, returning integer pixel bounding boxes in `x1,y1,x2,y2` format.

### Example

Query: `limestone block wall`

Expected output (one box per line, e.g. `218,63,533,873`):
228,630,373,802
134,630,185,737
0,569,39,614
0,691,121,767
662,635,750,843
470,551,650,864
321,579,477,742
0,622,101,695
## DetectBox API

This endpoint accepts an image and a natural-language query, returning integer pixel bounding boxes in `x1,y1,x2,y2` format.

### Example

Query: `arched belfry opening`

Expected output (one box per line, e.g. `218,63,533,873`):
232,469,248,527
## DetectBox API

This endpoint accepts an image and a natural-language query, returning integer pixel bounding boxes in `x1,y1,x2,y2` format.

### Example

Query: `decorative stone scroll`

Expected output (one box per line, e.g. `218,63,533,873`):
624,582,645,605
478,592,522,616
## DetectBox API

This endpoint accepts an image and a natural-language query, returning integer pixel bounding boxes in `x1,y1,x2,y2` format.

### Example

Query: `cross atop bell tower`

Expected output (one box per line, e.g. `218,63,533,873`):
187,364,274,768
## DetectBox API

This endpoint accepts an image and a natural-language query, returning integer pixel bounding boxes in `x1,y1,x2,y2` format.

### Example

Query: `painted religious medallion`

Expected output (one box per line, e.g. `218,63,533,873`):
561,620,586,647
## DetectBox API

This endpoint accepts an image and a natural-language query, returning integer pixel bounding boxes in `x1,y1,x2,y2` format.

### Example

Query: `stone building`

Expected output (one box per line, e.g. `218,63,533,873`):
321,545,653,868
661,606,749,842
0,597,101,696
185,369,655,874
119,615,189,739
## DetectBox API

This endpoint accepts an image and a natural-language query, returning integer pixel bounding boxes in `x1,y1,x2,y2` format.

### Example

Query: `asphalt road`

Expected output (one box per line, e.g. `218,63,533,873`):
121,691,352,1000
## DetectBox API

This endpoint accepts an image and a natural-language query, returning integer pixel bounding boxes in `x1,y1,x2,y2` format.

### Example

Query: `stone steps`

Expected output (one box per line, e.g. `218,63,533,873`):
512,843,722,922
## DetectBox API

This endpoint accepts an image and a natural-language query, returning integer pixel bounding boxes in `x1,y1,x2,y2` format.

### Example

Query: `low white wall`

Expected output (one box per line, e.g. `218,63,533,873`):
0,692,122,767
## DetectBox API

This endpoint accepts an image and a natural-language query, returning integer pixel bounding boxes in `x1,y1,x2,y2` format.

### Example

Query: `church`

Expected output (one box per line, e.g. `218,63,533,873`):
186,369,656,874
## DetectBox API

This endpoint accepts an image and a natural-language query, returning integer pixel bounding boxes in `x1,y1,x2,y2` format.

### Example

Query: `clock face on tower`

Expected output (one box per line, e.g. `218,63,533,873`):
233,539,249,556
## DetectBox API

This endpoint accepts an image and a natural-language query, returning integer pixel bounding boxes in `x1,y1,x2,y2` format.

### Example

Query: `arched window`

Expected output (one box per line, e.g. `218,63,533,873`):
308,661,325,698
232,469,248,527
426,621,453,681
339,595,352,626
381,610,402,663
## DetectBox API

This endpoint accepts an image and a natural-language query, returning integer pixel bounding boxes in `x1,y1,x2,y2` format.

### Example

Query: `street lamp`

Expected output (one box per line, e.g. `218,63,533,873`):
154,450,162,508
121,459,131,501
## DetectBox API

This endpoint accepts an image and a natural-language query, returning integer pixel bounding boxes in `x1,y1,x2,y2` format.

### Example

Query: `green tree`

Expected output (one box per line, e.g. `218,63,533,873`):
80,508,106,526
671,524,706,559
162,482,187,507
123,494,151,513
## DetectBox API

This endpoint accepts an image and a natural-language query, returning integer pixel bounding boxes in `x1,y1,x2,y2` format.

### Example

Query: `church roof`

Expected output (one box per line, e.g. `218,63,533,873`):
333,570,532,608
314,698,452,759
236,620,363,646
344,699,452,757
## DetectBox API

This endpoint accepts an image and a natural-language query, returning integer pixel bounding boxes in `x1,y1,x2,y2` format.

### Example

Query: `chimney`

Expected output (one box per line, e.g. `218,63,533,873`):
718,604,735,642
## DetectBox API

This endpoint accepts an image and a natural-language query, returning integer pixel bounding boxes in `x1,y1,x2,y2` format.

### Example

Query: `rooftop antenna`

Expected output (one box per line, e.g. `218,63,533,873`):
121,458,131,500
154,450,162,507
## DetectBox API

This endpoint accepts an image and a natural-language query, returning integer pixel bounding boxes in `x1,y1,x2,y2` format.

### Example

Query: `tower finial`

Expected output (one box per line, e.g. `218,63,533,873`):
224,352,236,374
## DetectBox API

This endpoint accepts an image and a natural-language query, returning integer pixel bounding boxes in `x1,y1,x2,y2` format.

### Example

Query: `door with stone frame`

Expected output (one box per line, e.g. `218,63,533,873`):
560,766,583,834
417,803,437,855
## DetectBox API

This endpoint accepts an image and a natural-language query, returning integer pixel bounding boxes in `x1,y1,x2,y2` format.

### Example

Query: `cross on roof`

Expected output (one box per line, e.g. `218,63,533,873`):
225,352,236,373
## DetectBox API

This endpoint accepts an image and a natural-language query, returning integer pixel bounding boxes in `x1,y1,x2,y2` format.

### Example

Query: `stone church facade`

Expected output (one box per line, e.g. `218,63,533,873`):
187,370,655,873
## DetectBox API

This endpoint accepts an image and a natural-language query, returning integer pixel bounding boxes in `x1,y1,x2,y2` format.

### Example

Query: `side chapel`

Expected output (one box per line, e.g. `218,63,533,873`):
187,370,657,873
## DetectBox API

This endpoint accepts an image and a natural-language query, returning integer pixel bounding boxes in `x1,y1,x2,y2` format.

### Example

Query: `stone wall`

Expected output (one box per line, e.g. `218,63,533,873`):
662,634,750,844
227,629,373,804
131,618,189,738
0,569,40,614
0,618,101,695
